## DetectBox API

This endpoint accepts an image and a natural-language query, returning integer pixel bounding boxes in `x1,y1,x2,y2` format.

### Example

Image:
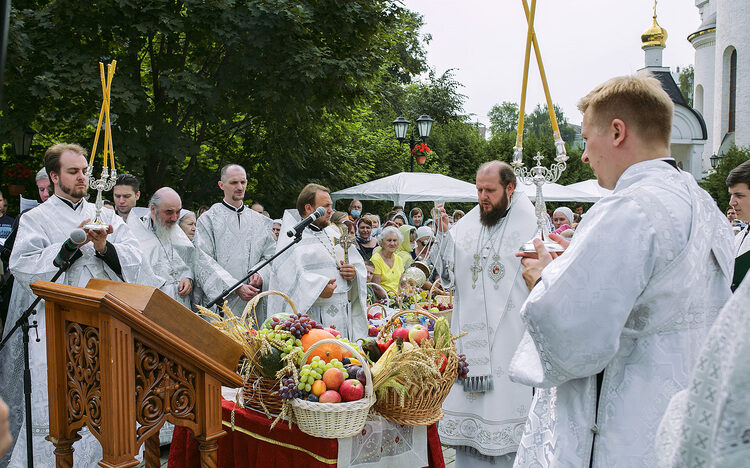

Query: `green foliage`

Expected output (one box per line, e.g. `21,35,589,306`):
700,145,750,209
488,101,518,136
678,65,694,107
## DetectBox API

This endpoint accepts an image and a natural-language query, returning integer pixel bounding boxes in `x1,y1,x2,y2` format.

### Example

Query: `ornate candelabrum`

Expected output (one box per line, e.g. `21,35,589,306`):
84,60,118,230
512,147,568,253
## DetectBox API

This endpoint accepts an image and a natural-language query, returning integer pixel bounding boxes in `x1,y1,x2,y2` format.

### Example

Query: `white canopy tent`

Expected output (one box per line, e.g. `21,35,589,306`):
330,172,601,205
565,179,613,201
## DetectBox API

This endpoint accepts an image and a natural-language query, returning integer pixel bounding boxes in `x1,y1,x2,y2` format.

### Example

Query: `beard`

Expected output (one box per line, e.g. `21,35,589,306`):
153,217,178,243
59,178,87,200
313,216,330,229
479,192,510,227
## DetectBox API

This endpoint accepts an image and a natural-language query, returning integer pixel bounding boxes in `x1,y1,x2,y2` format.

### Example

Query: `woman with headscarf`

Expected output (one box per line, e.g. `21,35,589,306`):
178,209,197,243
355,216,378,260
552,206,574,230
395,224,417,269
390,211,408,227
409,207,423,227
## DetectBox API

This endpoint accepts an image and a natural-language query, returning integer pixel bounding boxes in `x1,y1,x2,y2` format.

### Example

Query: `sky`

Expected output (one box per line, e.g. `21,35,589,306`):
401,0,701,126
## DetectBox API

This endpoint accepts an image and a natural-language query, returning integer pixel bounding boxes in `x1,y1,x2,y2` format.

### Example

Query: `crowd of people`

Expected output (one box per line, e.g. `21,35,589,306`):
0,72,749,467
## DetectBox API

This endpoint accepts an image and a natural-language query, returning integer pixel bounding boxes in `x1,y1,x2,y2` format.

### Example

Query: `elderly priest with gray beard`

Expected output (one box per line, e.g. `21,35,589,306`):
128,187,234,310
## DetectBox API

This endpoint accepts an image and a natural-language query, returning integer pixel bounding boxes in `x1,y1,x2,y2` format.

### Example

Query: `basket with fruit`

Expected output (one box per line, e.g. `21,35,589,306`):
369,309,466,426
415,278,453,324
282,338,375,438
198,290,310,417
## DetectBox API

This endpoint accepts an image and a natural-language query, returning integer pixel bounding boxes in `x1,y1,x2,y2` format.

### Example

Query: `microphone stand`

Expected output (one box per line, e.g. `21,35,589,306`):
205,230,304,310
0,256,78,468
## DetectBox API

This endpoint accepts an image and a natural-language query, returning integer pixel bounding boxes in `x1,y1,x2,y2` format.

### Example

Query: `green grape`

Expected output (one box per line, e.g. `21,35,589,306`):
312,356,321,362
300,370,310,377
295,339,302,346
334,362,343,369
297,382,305,390
312,371,321,380
304,384,312,392
281,352,288,359
343,371,348,379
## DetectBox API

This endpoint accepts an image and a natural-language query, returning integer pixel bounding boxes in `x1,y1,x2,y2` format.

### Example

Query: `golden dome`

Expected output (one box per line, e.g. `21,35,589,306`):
641,4,667,48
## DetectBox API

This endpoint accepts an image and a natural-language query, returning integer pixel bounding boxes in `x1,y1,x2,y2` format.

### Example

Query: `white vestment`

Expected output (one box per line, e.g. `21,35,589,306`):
0,197,142,468
434,194,537,458
194,202,275,315
268,210,368,340
655,273,750,467
128,215,235,310
509,160,735,468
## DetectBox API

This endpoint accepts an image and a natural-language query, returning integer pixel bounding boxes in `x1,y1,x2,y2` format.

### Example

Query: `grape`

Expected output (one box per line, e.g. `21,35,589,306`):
457,354,470,381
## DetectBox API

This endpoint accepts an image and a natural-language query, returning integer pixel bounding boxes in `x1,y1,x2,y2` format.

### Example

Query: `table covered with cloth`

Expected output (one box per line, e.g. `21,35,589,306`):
168,398,445,467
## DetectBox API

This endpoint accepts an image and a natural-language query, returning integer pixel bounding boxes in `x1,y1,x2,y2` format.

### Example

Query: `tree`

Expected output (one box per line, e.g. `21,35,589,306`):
678,65,694,108
488,101,518,137
700,145,750,209
1,0,428,212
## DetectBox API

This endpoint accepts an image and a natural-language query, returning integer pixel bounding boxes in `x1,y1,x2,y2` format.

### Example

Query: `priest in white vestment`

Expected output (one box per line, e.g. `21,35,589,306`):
128,187,236,311
268,184,368,340
0,144,143,468
194,164,275,316
433,161,537,468
509,74,735,468
656,274,750,467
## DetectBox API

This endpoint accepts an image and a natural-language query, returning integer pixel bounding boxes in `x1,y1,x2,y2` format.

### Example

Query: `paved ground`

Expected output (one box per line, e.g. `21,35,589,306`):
144,442,456,467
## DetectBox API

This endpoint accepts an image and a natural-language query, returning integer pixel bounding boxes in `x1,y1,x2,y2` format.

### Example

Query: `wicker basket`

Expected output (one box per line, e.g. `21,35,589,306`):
414,279,453,325
240,290,302,418
289,339,375,438
373,309,458,426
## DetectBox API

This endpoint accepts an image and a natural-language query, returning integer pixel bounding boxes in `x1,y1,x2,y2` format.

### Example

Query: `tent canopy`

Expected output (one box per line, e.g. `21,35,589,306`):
331,172,600,205
565,179,613,201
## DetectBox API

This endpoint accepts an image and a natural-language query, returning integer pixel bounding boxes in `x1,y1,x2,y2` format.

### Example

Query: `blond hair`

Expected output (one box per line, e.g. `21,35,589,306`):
577,72,673,145
44,143,87,181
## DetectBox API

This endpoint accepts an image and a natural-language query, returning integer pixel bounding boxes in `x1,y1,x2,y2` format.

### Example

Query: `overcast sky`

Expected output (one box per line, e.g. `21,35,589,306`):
401,0,700,126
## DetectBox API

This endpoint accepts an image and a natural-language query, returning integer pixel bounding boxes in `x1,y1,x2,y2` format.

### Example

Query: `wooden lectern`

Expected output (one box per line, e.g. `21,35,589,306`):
31,279,244,468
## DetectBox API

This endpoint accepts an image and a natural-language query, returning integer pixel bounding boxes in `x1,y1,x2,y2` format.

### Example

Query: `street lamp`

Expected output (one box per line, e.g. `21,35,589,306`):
13,127,36,158
392,114,433,172
710,153,722,169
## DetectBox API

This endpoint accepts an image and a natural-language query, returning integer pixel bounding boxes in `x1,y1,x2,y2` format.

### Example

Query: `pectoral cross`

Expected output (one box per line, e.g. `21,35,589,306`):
470,253,482,289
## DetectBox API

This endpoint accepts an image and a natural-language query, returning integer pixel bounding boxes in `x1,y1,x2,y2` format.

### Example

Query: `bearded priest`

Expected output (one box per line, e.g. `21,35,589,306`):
128,187,235,311
0,143,143,467
433,161,537,467
268,184,368,340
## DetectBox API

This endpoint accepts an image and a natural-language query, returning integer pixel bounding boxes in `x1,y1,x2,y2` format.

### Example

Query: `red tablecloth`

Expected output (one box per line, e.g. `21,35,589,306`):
168,399,445,468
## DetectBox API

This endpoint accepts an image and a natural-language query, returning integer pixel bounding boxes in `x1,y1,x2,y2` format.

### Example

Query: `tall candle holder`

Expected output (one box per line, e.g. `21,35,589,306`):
84,60,118,230
512,148,568,253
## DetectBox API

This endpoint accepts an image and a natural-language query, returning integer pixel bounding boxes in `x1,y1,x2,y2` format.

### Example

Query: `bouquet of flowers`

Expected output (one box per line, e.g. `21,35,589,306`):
4,163,33,183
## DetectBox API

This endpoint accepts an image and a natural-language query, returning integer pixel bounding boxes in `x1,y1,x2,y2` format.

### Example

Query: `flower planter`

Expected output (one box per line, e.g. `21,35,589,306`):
8,184,25,196
415,155,426,165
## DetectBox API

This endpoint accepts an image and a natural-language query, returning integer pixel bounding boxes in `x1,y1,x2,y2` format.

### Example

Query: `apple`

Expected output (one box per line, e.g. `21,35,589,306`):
430,307,439,313
436,353,447,373
371,311,383,320
311,379,327,397
319,390,342,403
392,327,410,341
409,325,429,345
368,326,379,337
340,379,365,402
324,327,341,338
323,367,345,391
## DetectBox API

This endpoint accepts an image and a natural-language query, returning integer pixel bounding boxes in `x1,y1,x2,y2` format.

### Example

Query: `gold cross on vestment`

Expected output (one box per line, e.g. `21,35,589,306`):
333,225,355,265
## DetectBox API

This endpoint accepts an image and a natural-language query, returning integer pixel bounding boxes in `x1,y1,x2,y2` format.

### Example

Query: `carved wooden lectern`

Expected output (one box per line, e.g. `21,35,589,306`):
31,279,244,468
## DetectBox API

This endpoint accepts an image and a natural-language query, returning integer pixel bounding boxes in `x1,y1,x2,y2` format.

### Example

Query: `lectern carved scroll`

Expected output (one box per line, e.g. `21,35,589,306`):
32,279,243,468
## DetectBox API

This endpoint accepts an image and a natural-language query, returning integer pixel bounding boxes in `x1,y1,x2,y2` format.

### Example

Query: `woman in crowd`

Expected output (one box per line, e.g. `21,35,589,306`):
409,207,423,227
452,209,465,223
391,211,408,227
356,216,377,260
552,206,574,230
370,226,404,298
178,210,197,242
369,214,382,237
396,224,417,269
414,226,434,262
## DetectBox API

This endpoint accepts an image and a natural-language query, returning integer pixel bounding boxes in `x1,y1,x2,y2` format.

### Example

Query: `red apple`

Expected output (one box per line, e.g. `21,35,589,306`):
319,390,342,403
409,325,429,345
323,367,345,391
340,379,365,401
324,327,341,338
392,327,410,341
368,326,379,337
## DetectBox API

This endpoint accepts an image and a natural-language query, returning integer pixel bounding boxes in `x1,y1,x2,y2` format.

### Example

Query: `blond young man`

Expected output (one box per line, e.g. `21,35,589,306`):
509,73,734,467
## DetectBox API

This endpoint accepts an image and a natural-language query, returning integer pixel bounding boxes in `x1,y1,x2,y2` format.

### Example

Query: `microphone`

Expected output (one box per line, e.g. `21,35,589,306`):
54,229,87,268
287,207,327,237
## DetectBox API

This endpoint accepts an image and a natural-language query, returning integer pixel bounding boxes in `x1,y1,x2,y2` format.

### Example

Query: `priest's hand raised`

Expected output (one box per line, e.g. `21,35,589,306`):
79,219,113,254
320,278,336,298
339,261,356,281
178,278,193,297
235,284,259,301
516,233,570,291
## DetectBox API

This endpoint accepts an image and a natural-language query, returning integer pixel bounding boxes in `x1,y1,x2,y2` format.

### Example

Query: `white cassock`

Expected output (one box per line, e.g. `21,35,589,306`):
433,193,537,465
656,272,750,468
267,210,368,340
128,215,236,310
194,202,276,315
508,160,735,468
0,197,142,468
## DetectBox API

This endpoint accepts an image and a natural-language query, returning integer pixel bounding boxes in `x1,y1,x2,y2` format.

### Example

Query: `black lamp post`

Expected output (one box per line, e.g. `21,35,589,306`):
392,114,433,172
13,127,36,158
709,153,722,169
